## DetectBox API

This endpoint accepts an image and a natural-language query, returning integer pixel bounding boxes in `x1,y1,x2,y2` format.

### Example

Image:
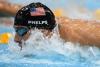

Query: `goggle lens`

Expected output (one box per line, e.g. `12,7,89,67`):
14,27,29,36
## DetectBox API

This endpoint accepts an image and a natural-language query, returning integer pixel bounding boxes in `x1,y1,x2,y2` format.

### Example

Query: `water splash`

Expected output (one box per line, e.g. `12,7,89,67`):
0,25,99,66
8,26,100,59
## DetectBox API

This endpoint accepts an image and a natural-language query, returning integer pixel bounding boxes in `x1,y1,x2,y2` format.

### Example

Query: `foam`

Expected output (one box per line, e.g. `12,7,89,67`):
8,26,100,59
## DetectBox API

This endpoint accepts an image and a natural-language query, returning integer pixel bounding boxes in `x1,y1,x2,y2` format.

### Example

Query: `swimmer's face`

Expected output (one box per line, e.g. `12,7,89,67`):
14,26,31,43
14,26,52,43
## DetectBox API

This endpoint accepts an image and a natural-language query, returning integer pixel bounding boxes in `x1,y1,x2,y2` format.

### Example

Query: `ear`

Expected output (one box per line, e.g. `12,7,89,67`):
43,30,52,38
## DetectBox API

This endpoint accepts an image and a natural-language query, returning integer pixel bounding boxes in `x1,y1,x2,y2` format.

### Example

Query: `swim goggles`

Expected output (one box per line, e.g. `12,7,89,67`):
14,26,29,37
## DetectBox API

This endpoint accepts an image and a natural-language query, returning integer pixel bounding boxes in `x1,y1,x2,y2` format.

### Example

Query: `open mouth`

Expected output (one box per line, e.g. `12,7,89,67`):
15,40,26,50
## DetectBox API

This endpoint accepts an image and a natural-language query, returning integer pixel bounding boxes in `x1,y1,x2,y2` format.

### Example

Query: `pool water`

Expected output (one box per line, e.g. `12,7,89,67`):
0,25,100,67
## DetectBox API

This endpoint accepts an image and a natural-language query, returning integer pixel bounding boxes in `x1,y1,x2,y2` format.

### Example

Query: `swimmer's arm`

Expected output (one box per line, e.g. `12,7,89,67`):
58,18,100,47
0,1,22,16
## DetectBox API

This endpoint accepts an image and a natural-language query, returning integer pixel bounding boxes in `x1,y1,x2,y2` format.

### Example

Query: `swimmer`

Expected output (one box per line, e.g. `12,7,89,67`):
12,2,100,49
14,2,56,50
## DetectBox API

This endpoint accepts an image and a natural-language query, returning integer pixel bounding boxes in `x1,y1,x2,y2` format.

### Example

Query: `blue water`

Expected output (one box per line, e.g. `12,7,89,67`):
0,26,100,67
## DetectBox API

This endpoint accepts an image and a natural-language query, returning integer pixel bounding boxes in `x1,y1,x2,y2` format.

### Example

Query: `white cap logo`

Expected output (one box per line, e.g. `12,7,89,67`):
28,20,48,25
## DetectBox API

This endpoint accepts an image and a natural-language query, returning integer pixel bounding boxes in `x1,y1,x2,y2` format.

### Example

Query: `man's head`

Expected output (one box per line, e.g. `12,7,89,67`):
14,2,56,44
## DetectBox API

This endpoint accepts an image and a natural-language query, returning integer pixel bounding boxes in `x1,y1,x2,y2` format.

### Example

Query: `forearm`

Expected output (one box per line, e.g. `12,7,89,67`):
0,1,22,16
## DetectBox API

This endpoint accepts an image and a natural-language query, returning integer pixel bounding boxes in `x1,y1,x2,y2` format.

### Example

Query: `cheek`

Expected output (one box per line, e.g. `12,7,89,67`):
23,32,31,41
